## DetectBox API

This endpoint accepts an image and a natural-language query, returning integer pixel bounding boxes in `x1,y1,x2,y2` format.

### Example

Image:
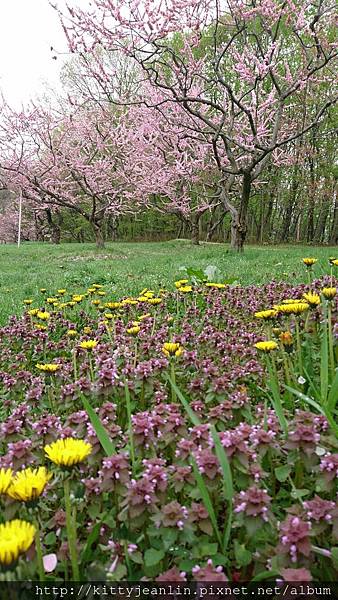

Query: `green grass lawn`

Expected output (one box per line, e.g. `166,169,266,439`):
0,240,336,324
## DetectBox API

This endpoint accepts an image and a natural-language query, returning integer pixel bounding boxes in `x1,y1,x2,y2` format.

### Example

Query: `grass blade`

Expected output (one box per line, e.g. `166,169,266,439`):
80,393,115,456
190,455,222,548
211,425,233,501
167,375,201,426
327,369,338,413
320,301,329,403
211,425,233,552
124,382,135,472
285,385,338,438
266,362,288,435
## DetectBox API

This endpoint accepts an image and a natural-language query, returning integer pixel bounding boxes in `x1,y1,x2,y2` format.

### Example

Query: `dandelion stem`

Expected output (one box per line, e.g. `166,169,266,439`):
72,350,77,382
34,519,45,582
170,361,176,402
327,303,335,379
88,354,95,382
64,478,79,581
133,340,138,369
294,319,303,375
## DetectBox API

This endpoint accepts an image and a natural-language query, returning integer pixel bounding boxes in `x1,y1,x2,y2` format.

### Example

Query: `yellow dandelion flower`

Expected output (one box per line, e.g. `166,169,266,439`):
205,283,226,289
92,300,101,306
40,288,47,293
275,303,309,315
127,326,140,336
322,287,337,300
147,298,162,305
7,467,51,502
57,289,66,295
79,340,98,351
67,329,77,338
37,311,51,321
83,326,92,334
178,285,193,293
97,291,106,296
291,302,310,314
23,299,33,305
329,257,337,266
28,308,39,316
174,279,189,288
254,341,278,352
104,313,114,320
87,288,96,294
162,342,184,358
67,301,76,307
0,468,13,495
139,313,151,320
36,363,60,373
279,331,293,347
105,302,122,309
0,520,36,566
44,438,92,467
303,293,320,307
92,284,103,289
35,324,48,331
302,257,317,267
72,295,85,303
332,259,338,267
254,309,278,320
46,297,57,304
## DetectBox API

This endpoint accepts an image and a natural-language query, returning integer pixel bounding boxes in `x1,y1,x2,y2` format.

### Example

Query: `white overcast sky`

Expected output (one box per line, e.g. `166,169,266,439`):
0,0,70,107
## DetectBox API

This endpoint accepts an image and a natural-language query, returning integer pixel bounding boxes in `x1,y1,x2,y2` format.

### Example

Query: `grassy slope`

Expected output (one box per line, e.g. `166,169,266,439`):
0,240,336,324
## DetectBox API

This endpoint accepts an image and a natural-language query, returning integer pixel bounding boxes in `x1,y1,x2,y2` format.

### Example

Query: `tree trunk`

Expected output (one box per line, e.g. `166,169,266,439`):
45,208,61,245
231,173,251,252
191,218,200,245
110,216,119,241
91,221,105,248
314,195,330,243
329,193,338,245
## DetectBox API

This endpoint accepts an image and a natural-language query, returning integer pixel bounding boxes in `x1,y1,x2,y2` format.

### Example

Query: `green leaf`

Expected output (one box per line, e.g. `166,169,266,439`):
275,465,291,482
80,393,115,456
44,532,56,546
144,548,165,568
87,502,101,520
198,542,219,557
234,540,252,568
291,488,310,499
331,547,338,568
251,570,280,582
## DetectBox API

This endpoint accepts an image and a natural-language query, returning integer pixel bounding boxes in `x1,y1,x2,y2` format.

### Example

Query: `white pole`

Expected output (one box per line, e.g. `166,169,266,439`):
17,189,22,248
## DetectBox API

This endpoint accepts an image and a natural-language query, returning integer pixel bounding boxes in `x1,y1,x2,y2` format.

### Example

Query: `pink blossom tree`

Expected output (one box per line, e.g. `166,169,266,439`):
0,100,135,247
58,0,337,250
117,90,221,244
